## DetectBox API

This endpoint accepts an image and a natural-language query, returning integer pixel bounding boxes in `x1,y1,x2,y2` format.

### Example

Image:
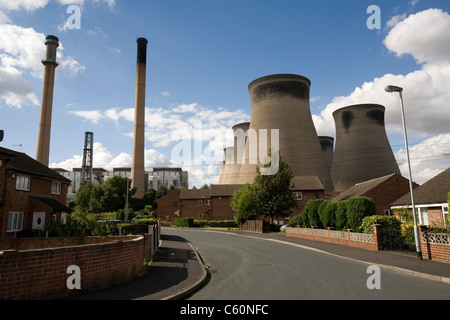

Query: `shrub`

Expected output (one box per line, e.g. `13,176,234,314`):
304,199,324,228
346,197,376,232
175,217,194,227
287,214,303,228
335,200,348,230
360,215,402,234
318,200,329,226
136,218,158,225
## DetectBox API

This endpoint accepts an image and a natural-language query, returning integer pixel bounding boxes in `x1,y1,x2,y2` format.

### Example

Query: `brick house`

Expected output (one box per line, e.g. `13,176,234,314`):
0,147,71,238
210,184,242,221
179,188,212,220
332,173,418,216
156,188,182,223
391,167,450,228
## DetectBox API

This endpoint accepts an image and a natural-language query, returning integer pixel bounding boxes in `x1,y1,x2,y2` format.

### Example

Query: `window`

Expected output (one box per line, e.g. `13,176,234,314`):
51,182,61,194
418,208,429,225
199,213,203,219
172,201,179,207
198,200,202,205
205,199,211,205
16,175,30,191
7,212,23,232
443,206,448,224
293,192,302,201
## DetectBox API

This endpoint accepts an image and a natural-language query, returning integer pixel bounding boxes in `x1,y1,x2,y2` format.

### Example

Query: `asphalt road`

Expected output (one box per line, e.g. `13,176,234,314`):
163,228,450,300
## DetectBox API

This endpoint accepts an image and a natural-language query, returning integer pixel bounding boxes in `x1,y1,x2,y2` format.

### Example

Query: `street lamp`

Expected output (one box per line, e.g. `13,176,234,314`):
385,85,422,260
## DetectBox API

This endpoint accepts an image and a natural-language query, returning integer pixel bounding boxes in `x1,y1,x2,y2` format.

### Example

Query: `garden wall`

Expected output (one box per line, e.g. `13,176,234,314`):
419,226,450,263
285,225,381,251
0,232,159,300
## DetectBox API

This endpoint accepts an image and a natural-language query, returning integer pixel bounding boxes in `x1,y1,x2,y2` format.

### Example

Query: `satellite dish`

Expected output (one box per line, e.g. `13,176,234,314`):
0,130,3,142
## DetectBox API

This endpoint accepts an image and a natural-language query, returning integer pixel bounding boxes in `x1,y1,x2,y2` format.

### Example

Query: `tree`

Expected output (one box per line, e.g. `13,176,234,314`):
231,184,259,223
303,199,324,228
101,176,135,213
75,181,103,213
253,152,298,224
335,200,348,230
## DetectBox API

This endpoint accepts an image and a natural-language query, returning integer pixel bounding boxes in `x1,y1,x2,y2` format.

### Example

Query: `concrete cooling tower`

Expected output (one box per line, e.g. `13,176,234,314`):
319,136,334,174
330,104,401,192
237,74,333,191
218,122,250,184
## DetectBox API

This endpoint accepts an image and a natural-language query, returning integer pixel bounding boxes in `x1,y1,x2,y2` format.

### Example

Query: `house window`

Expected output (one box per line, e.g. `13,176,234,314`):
443,206,448,224
7,212,23,232
16,175,30,191
198,200,202,205
418,208,429,225
205,199,211,205
199,213,203,219
51,181,61,194
172,201,179,207
293,192,302,201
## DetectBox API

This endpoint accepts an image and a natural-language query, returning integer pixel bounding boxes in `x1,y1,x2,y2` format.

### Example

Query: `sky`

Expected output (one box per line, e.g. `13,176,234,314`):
0,0,449,188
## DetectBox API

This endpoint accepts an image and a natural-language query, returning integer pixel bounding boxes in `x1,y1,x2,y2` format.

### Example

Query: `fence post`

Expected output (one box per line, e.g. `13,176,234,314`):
373,224,381,251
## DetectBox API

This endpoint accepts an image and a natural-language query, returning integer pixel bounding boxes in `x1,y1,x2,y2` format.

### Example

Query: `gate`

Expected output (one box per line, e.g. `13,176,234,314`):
379,228,413,253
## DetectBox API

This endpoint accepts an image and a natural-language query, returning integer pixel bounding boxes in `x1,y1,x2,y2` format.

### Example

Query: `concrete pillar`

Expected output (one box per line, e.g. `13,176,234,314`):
36,35,59,166
131,38,148,198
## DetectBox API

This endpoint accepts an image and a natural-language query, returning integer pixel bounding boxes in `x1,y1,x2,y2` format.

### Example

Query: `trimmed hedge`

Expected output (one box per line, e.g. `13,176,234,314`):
175,218,194,227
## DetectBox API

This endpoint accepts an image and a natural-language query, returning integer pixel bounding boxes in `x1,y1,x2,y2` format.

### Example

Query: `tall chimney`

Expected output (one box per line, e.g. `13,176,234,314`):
131,37,148,198
36,35,59,166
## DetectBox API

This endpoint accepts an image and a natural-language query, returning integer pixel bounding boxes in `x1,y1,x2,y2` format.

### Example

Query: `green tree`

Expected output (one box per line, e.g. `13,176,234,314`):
143,188,157,209
303,199,324,228
335,200,348,230
253,152,298,224
74,181,103,213
231,184,259,223
101,176,135,213
346,196,376,232
321,201,338,229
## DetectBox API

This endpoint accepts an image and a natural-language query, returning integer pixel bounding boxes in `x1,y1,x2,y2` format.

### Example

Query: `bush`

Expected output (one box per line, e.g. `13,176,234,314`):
175,217,194,227
287,214,303,228
321,201,337,229
304,199,324,228
318,200,329,226
346,197,376,232
194,220,238,228
335,200,348,230
360,215,402,234
136,218,158,225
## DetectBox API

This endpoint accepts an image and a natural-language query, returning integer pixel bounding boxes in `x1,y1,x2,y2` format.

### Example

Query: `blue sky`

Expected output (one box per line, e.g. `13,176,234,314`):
1,0,450,187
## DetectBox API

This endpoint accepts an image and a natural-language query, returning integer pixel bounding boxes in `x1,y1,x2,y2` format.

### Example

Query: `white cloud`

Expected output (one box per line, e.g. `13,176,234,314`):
161,91,171,97
0,24,85,108
395,134,450,184
386,13,406,29
69,110,104,123
383,9,450,65
0,0,49,12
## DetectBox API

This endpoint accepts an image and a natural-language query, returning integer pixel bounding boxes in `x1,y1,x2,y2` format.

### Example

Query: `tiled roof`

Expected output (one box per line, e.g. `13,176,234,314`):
0,147,70,183
332,173,398,201
391,167,450,206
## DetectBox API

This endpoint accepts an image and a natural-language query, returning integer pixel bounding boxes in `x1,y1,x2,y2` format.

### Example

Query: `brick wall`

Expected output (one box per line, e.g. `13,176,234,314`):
211,196,235,220
419,226,450,264
0,234,155,300
286,225,381,251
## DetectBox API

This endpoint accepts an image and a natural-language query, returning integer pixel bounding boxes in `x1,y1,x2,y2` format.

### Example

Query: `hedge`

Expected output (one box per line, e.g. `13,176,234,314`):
175,217,194,227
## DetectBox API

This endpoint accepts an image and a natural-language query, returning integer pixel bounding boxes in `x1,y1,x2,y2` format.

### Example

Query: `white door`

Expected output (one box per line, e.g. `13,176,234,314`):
32,212,46,230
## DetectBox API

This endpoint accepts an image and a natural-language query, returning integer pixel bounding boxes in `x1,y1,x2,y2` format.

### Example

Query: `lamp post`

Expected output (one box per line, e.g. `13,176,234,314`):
385,85,422,260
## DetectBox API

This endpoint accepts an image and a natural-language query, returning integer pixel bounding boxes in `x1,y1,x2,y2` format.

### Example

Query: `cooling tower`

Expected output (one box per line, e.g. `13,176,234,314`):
36,35,59,166
237,74,333,191
131,37,148,198
318,136,334,174
330,104,401,192
220,147,234,184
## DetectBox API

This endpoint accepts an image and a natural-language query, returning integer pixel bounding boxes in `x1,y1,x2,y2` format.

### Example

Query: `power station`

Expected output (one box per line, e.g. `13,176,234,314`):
219,75,401,195
33,34,400,197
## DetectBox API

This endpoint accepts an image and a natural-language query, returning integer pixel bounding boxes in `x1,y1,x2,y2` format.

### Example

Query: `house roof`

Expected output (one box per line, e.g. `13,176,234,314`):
210,184,243,197
332,173,399,201
392,167,450,206
0,147,70,183
30,194,72,212
291,176,324,191
180,188,211,200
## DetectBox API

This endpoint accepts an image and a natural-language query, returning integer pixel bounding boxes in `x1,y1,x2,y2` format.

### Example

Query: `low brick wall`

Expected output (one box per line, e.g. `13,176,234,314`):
286,225,381,251
0,234,156,300
419,226,450,263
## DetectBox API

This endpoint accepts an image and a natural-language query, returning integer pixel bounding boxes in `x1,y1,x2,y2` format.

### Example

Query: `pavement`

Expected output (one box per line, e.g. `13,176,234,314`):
69,227,450,300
